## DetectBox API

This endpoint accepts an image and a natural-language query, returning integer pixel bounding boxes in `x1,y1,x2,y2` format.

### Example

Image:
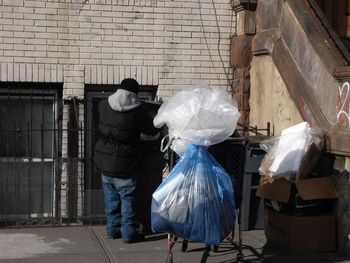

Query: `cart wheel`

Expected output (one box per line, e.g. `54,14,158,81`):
236,252,244,262
166,253,173,263
212,245,219,252
181,240,188,252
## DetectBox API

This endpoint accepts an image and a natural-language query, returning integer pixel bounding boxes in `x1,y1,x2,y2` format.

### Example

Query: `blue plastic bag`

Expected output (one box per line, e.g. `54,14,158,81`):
151,144,236,245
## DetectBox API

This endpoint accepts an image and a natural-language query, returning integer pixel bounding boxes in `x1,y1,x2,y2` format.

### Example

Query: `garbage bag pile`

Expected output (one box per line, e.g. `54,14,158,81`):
258,121,324,181
151,85,240,245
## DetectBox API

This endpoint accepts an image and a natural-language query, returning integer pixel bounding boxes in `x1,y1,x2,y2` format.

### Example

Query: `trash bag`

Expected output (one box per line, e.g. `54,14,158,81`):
259,122,324,181
151,144,236,246
154,85,240,155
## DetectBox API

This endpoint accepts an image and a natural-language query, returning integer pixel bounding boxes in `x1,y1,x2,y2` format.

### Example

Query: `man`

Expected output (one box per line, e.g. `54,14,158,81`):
94,78,159,243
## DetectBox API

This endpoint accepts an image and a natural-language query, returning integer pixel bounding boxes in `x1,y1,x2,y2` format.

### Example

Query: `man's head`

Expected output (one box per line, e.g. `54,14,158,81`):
120,78,140,94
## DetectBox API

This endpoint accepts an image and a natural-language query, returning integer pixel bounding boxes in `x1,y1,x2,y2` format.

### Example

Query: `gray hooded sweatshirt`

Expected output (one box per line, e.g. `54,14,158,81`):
108,89,141,112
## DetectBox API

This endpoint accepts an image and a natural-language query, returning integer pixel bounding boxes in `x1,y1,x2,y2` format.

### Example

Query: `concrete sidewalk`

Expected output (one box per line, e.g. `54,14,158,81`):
0,226,349,263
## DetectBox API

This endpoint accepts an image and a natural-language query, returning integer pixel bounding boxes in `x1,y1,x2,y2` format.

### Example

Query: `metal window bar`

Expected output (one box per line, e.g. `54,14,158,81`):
0,83,61,227
236,122,273,136
2,84,269,228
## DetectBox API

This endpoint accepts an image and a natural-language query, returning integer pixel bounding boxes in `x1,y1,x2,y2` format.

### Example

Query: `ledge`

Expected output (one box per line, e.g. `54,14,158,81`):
326,128,350,157
335,66,350,80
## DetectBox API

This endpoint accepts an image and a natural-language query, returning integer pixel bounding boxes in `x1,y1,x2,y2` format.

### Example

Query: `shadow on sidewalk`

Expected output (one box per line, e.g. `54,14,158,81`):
144,233,168,242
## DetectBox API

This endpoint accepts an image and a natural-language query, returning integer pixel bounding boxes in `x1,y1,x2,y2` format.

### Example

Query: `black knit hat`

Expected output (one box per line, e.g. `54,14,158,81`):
120,78,140,94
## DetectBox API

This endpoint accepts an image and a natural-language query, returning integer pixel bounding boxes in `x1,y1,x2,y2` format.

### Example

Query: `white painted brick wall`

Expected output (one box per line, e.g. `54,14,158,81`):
0,0,236,99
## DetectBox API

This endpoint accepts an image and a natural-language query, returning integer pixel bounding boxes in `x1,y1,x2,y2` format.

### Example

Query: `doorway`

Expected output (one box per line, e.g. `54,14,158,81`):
0,82,61,225
84,84,159,220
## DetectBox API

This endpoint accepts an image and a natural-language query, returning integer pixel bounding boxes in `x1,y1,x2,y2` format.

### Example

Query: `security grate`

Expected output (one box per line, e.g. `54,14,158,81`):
0,82,161,228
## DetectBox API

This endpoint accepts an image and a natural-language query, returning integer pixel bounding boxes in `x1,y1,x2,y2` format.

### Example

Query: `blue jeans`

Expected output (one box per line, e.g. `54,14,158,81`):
102,174,138,240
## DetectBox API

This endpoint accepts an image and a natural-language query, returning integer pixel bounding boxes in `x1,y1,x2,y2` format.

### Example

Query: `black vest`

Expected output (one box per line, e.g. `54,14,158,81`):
94,100,144,177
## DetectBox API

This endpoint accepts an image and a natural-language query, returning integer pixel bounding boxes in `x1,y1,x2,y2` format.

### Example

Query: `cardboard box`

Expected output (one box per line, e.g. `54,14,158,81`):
256,177,338,215
265,208,336,251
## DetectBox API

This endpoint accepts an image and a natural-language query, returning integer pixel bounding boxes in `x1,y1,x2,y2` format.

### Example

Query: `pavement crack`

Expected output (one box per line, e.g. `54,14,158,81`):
89,226,117,263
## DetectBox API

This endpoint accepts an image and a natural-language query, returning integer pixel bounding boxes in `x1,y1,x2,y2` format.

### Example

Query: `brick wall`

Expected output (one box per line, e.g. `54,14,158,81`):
0,0,236,99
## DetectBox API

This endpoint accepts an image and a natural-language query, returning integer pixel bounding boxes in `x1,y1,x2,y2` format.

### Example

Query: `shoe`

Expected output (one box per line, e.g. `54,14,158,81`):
122,233,145,244
139,224,153,235
106,231,122,240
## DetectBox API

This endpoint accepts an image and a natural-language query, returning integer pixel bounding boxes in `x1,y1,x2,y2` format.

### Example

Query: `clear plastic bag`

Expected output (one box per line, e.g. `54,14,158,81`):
154,85,240,155
151,144,236,245
259,122,324,181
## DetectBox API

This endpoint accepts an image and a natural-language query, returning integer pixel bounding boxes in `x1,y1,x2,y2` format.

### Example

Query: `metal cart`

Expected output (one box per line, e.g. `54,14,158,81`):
165,137,256,262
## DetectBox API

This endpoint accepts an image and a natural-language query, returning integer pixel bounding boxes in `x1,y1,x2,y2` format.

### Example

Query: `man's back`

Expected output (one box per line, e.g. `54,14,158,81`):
94,88,158,177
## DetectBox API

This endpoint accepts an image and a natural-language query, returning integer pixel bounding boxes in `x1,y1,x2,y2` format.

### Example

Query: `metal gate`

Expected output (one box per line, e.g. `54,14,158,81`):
0,82,268,228
0,83,62,227
0,82,159,227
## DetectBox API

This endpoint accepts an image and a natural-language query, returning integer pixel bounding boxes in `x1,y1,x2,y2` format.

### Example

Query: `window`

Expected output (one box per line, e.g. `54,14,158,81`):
0,83,60,219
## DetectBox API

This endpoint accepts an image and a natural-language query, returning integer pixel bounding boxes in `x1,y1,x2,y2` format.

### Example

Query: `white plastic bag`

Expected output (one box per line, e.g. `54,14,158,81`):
154,85,240,155
259,122,324,181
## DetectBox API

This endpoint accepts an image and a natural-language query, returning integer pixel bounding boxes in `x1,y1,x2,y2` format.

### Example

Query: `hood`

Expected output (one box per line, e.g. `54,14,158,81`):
108,89,141,112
